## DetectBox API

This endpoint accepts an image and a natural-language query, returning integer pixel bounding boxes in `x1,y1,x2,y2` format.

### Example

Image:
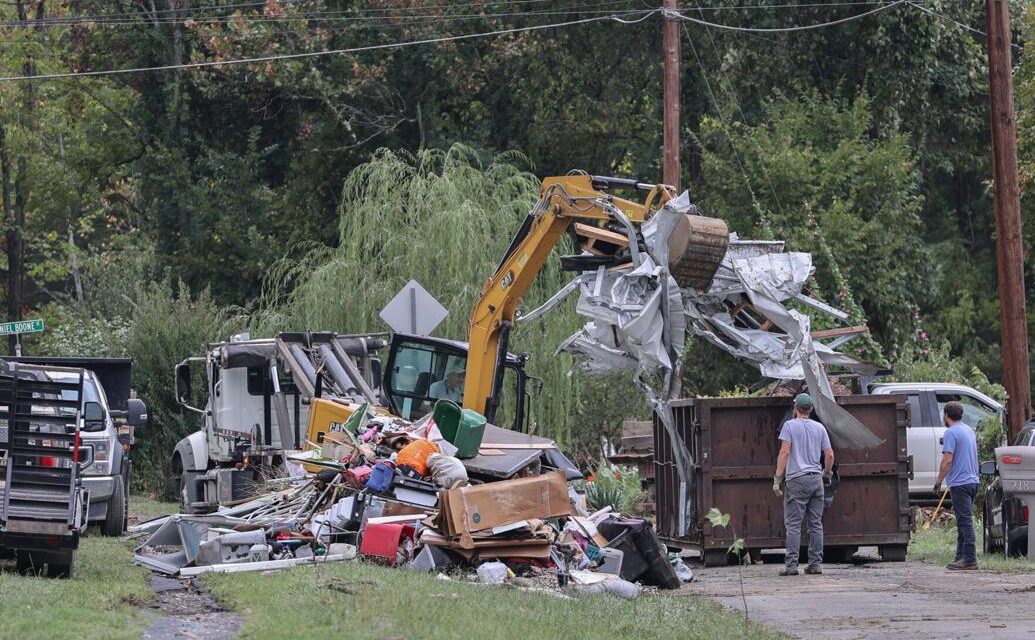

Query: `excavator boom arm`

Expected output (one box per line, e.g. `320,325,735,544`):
462,174,675,420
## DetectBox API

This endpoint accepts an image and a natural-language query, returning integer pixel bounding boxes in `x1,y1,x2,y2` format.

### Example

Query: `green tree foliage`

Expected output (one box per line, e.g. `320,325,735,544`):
126,281,237,493
0,0,1029,482
697,93,931,351
255,146,587,443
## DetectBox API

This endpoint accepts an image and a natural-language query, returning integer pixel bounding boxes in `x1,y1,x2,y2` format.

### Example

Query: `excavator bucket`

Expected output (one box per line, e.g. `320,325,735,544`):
667,214,729,291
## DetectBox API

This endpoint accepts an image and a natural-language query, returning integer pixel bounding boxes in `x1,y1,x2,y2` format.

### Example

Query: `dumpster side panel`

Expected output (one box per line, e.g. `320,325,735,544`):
653,395,910,553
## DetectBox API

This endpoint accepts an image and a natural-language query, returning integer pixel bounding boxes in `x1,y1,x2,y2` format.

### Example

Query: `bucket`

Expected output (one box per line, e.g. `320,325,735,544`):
433,400,486,459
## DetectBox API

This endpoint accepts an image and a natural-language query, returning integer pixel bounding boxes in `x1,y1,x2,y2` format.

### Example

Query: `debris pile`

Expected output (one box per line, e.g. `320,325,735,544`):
131,399,690,597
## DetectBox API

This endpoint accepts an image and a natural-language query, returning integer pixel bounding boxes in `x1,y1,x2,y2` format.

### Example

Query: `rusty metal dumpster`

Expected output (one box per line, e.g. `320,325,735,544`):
653,395,911,566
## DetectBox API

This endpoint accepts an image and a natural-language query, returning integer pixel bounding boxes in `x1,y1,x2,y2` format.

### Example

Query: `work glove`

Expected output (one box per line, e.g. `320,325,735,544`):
933,482,942,496
772,474,784,498
823,469,833,486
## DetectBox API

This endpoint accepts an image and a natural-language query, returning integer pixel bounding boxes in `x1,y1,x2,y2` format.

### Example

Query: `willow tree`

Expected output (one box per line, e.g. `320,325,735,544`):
256,145,584,443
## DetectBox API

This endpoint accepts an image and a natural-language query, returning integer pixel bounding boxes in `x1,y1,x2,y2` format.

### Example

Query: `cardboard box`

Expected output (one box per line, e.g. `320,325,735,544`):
421,530,553,560
437,471,571,548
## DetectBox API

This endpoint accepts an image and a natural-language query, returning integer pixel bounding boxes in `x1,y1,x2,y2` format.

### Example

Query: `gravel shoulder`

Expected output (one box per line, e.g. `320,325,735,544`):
684,558,1035,640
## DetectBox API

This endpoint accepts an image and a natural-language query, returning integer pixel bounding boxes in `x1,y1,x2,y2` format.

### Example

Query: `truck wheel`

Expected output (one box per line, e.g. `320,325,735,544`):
101,477,127,536
46,552,75,579
15,551,41,576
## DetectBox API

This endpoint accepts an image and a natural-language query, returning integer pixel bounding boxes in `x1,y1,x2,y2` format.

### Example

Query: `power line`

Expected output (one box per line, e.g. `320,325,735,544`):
906,0,1020,52
0,10,658,82
681,21,764,222
668,0,907,33
682,11,785,218
0,0,633,27
0,0,953,28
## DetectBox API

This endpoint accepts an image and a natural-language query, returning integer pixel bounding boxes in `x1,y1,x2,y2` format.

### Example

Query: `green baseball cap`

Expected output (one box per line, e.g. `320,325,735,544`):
794,393,813,409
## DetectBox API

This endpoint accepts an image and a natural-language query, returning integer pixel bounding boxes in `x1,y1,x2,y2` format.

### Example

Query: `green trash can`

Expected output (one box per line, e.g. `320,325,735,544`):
433,400,486,459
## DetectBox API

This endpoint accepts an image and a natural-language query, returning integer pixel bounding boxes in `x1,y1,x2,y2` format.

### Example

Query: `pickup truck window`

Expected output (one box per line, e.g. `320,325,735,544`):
1015,430,1033,447
935,393,997,428
904,395,922,428
60,382,105,432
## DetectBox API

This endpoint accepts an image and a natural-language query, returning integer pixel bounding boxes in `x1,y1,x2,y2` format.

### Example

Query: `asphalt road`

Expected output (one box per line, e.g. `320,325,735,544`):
685,558,1035,639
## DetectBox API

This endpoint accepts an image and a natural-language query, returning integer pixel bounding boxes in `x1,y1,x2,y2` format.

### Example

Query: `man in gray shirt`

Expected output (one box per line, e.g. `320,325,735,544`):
774,393,834,576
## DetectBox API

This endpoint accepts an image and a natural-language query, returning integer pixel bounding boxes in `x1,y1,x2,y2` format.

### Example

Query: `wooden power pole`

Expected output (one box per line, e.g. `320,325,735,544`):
987,0,1032,441
663,0,680,190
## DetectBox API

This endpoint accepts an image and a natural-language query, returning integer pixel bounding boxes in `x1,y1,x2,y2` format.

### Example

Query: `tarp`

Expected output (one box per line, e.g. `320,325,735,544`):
219,343,275,369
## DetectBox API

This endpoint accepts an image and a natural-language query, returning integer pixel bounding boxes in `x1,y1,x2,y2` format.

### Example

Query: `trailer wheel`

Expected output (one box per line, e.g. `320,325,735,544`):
1004,521,1017,558
101,476,127,536
15,551,41,576
46,551,75,579
880,544,907,562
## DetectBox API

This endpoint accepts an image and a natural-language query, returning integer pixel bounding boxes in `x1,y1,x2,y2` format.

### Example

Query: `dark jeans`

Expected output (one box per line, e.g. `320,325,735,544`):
784,474,824,568
949,483,979,564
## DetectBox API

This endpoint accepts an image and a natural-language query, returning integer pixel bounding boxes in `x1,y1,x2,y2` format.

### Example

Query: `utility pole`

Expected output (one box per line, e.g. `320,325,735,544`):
662,0,680,189
986,0,1031,441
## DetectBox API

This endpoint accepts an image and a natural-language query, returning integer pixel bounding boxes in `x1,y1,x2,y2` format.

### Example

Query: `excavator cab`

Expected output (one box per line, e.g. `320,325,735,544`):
382,333,530,432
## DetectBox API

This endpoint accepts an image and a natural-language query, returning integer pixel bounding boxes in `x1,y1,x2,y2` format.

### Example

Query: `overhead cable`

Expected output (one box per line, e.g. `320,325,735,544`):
667,0,907,33
0,10,657,82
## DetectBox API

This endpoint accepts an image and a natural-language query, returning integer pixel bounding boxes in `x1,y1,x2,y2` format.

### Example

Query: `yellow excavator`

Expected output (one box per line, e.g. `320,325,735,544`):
376,173,728,431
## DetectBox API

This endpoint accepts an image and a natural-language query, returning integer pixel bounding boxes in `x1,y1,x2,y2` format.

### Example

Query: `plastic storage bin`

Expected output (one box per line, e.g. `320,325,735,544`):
433,400,487,459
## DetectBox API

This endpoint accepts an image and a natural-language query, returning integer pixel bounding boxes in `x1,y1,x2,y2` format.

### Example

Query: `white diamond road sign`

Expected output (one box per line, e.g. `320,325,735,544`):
0,319,44,336
379,280,448,336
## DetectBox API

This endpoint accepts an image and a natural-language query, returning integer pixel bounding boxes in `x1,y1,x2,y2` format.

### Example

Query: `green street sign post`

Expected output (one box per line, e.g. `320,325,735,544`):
0,318,44,356
0,319,44,336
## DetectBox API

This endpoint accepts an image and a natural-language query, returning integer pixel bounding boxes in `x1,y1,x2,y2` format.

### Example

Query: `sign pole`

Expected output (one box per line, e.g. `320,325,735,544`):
410,287,417,335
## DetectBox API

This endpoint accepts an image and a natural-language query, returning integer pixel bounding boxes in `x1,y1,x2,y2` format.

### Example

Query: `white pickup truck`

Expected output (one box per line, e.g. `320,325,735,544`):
868,382,1004,502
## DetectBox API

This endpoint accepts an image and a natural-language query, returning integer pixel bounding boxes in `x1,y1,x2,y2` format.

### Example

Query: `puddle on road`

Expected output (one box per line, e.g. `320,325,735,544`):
143,575,244,640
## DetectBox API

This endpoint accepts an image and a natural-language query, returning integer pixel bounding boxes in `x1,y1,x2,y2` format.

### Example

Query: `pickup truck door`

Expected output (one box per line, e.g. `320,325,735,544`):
905,391,939,493
934,392,1000,433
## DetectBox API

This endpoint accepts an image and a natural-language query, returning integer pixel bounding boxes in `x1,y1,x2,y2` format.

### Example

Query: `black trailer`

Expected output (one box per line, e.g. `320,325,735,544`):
0,363,88,577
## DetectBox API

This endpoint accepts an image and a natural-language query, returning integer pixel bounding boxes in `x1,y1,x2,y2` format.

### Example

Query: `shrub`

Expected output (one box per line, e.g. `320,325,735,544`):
583,465,647,515
126,281,238,495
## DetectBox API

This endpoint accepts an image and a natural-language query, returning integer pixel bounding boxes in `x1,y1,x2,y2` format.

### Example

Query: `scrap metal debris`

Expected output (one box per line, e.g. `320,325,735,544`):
541,190,882,449
523,190,884,534
132,399,688,596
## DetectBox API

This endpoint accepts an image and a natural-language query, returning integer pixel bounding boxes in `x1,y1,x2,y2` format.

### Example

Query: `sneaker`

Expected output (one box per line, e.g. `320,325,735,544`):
804,565,822,575
779,567,799,576
946,561,978,571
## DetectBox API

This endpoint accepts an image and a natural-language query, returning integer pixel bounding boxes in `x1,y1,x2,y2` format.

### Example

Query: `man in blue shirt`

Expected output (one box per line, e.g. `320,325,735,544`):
934,401,980,570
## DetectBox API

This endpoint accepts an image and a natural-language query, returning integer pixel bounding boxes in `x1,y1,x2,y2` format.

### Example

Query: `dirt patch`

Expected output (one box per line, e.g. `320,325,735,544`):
682,558,1035,639
142,575,244,640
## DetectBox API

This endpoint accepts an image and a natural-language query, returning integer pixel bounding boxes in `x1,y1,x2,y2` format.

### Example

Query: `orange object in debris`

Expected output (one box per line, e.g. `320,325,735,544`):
396,439,440,476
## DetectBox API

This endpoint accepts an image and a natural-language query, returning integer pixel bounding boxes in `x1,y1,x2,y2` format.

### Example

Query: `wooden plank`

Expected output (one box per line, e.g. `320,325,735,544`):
810,325,870,340
478,442,555,451
573,223,629,247
621,420,653,438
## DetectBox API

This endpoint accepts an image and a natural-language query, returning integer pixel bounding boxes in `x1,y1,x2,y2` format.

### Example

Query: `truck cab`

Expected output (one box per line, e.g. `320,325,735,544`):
382,333,533,432
51,368,145,535
868,382,1003,501
1,357,147,536
172,333,384,511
